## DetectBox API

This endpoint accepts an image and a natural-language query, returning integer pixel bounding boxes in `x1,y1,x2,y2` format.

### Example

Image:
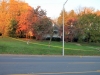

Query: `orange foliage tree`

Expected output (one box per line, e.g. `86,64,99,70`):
0,0,29,36
0,0,48,38
0,0,8,36
17,6,37,38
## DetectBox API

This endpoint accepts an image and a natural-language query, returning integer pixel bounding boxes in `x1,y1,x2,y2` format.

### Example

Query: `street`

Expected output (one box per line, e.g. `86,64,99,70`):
0,55,100,75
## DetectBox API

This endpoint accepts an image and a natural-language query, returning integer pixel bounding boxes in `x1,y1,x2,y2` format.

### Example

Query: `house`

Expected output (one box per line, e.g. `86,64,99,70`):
44,24,61,41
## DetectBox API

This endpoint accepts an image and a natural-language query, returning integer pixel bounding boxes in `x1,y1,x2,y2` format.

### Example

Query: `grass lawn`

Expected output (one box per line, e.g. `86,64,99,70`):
0,36,100,55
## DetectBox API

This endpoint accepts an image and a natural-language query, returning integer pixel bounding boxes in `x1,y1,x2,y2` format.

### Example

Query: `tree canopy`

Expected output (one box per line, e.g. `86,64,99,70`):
0,0,52,39
57,7,100,43
0,0,100,43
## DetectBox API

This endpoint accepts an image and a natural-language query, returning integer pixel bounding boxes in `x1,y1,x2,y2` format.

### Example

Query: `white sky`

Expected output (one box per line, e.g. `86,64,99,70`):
25,0,100,19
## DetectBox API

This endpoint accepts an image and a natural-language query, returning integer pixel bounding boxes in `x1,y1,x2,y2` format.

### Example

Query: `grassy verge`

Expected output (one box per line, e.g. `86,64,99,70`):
0,37,100,55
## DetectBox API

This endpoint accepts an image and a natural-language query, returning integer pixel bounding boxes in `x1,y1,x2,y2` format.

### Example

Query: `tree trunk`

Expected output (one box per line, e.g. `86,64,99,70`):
48,32,54,47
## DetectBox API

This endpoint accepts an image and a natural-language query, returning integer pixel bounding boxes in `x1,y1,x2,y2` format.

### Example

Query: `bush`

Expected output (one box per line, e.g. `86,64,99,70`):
46,37,61,41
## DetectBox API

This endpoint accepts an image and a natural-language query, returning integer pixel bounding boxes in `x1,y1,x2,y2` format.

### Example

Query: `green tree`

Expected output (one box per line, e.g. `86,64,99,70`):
77,13,100,42
9,19,18,37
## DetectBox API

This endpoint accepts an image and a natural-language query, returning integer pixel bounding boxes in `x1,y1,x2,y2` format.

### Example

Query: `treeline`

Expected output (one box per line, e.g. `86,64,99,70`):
0,0,53,40
0,0,100,43
57,7,100,43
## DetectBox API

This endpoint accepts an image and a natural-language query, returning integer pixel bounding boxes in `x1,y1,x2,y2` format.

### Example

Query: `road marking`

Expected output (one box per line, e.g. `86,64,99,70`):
97,70,100,72
8,70,100,75
0,62,100,64
68,62,95,64
35,70,100,74
8,74,37,75
12,58,32,59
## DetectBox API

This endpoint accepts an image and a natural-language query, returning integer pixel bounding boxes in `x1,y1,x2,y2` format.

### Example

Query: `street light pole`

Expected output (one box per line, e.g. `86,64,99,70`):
62,0,68,56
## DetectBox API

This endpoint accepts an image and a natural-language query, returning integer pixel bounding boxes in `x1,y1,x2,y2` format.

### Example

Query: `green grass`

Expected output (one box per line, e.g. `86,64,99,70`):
0,36,100,55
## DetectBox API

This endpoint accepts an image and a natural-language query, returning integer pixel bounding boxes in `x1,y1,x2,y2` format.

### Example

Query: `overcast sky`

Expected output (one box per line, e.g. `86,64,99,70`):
25,0,100,19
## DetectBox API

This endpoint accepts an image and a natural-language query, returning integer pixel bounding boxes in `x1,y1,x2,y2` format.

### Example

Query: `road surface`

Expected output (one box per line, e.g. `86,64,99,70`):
0,55,100,75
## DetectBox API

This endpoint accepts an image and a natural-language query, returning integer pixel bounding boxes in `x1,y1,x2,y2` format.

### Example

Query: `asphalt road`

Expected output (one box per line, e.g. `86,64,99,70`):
0,55,100,75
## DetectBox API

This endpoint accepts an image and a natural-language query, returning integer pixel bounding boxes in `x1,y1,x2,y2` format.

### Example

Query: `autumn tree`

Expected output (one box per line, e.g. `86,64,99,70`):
64,10,77,42
17,6,36,38
95,10,100,16
57,10,68,26
0,0,8,36
76,7,95,16
8,0,28,19
33,17,52,40
31,6,53,40
65,18,77,42
8,0,30,38
0,0,29,36
57,10,77,42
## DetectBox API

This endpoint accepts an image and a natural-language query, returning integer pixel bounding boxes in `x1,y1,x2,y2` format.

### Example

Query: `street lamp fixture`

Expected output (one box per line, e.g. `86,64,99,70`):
62,0,68,56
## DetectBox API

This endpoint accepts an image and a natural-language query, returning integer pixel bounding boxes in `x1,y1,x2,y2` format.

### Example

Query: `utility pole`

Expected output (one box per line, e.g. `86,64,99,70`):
62,0,68,56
